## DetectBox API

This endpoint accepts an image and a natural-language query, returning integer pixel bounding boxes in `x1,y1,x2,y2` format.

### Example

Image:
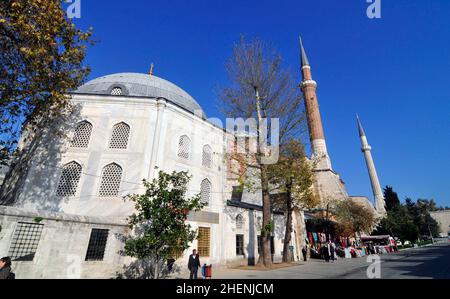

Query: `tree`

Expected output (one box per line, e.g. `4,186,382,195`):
383,186,400,211
333,200,376,239
406,198,439,238
375,206,420,243
218,37,303,267
0,0,92,204
122,170,205,279
268,139,318,263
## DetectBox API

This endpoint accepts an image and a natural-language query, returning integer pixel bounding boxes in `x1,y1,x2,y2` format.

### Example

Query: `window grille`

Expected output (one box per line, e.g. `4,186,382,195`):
197,227,210,257
110,87,123,95
56,161,82,197
98,163,122,197
109,122,130,149
70,121,93,148
236,234,244,256
200,179,211,206
202,145,212,168
8,222,44,261
236,214,244,230
169,246,184,260
178,135,191,159
85,229,109,261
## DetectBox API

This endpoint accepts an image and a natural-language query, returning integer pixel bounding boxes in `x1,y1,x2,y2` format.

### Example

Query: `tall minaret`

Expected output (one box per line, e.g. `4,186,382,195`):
299,37,331,170
357,115,386,215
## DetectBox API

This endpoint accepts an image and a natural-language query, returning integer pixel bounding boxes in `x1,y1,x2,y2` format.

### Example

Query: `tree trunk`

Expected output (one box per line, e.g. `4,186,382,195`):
260,163,273,267
282,188,293,263
154,255,159,279
254,87,272,268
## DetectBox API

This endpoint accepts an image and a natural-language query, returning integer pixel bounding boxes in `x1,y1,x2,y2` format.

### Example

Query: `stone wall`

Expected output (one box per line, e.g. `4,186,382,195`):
430,210,450,237
0,206,129,279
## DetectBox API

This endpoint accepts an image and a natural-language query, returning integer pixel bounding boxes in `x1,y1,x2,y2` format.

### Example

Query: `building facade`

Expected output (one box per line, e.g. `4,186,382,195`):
0,73,301,278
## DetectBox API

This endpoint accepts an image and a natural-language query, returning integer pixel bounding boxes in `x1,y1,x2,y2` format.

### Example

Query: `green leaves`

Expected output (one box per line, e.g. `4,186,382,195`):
122,170,205,278
0,0,93,165
268,139,318,209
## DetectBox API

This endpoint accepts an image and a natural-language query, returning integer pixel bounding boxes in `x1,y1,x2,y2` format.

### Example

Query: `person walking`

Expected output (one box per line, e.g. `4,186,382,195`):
0,257,14,279
322,244,330,262
302,245,308,262
187,249,201,279
329,241,336,262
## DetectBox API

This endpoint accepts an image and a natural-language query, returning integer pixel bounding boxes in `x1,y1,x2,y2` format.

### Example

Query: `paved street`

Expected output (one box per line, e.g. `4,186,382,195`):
211,243,450,279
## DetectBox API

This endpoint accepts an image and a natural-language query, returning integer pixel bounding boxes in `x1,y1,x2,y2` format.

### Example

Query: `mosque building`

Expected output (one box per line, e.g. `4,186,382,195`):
0,39,385,278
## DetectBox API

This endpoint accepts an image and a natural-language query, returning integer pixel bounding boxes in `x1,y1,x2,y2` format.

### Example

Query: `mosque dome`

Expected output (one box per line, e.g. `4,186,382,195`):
74,72,204,116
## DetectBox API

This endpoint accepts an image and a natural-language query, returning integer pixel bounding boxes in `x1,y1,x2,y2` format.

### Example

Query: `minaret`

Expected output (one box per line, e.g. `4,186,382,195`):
299,37,331,170
357,115,386,215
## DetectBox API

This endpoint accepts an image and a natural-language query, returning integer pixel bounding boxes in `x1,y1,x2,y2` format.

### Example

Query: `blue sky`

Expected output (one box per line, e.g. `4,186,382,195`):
72,0,450,206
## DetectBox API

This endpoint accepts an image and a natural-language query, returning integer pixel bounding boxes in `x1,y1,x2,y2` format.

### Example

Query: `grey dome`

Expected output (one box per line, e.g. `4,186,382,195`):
74,73,204,116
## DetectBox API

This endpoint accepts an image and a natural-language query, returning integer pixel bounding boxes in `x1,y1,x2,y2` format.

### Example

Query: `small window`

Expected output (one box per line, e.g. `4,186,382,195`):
56,161,82,197
8,222,44,261
197,227,210,257
202,145,212,168
178,135,191,160
70,121,93,148
109,122,130,149
236,214,244,230
168,241,185,260
200,179,211,206
98,163,122,197
236,234,244,256
85,229,109,261
231,186,243,202
110,87,123,96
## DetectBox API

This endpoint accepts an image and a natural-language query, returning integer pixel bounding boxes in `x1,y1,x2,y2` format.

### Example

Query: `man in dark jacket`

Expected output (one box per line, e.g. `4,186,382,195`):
187,249,201,279
0,257,14,279
302,245,308,261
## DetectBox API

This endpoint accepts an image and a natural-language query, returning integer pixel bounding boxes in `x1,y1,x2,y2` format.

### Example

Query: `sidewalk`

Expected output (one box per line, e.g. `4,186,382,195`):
171,245,439,279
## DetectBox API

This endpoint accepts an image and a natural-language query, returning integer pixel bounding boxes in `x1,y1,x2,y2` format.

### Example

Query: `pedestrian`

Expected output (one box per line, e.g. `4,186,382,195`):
322,244,330,262
0,257,14,280
187,249,201,279
302,245,308,262
329,241,336,262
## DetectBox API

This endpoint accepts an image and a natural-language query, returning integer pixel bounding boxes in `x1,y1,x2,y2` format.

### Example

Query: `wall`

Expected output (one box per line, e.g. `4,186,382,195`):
0,92,300,278
0,206,129,279
430,210,450,237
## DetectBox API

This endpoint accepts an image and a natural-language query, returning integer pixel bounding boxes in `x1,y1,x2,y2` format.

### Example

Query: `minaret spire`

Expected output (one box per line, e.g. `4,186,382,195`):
298,36,331,170
299,36,310,67
357,115,386,215
356,114,366,137
297,36,349,204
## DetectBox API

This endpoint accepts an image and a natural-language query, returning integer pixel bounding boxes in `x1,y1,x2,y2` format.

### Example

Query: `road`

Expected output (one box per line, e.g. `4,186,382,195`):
211,243,450,279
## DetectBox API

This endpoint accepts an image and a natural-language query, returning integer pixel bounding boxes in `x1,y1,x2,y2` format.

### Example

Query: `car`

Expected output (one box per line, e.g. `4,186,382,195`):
396,241,402,246
404,241,411,245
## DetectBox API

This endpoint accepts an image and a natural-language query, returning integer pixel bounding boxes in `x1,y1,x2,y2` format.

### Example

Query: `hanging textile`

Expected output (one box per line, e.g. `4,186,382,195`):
313,232,318,242
308,232,314,244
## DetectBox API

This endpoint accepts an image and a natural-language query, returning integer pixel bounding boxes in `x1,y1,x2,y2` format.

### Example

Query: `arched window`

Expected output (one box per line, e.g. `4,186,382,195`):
70,121,93,148
200,179,211,206
202,145,212,168
178,135,191,160
236,214,244,230
109,122,130,149
110,87,123,96
56,161,82,197
98,163,122,197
